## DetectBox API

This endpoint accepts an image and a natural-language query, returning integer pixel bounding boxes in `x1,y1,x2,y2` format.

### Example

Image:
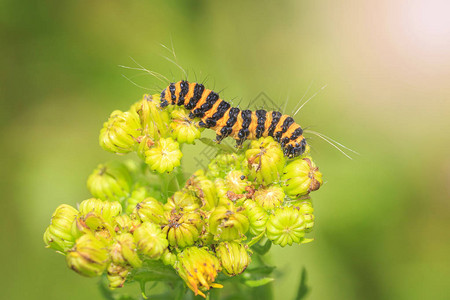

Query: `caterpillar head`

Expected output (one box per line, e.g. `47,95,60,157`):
283,137,307,158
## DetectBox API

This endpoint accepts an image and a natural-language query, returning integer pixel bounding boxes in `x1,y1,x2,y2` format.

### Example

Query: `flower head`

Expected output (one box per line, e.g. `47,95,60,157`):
216,242,251,276
99,110,142,154
175,247,222,298
144,137,183,173
43,204,79,252
66,234,110,277
281,157,323,197
266,207,307,247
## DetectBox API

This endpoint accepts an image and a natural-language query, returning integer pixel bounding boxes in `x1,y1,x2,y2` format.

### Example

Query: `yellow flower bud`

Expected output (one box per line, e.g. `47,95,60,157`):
186,174,219,210
209,205,249,241
145,137,183,173
170,108,202,144
244,137,285,185
253,185,285,210
164,190,201,212
175,247,222,298
162,211,203,248
43,204,79,253
78,198,122,222
134,197,166,224
107,263,130,289
225,170,249,194
99,109,142,154
266,207,306,247
281,157,323,197
110,233,142,268
133,222,168,259
66,234,110,277
243,200,268,236
87,161,132,202
216,242,251,276
131,94,170,138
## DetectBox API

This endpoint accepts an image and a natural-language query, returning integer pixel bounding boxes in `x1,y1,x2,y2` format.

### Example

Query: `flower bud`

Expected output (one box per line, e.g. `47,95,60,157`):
281,157,323,197
215,242,251,276
133,222,168,259
266,207,306,247
243,200,269,236
134,197,166,224
124,186,150,214
244,137,285,185
174,247,222,298
71,212,114,244
113,214,140,234
207,153,245,178
164,190,201,212
66,234,110,277
132,94,170,138
110,233,142,268
170,108,202,144
78,198,122,222
161,250,177,266
107,263,130,289
99,109,142,154
145,137,183,173
253,186,285,210
209,205,249,241
87,161,132,202
43,204,79,252
163,211,203,248
186,174,218,210
225,171,249,194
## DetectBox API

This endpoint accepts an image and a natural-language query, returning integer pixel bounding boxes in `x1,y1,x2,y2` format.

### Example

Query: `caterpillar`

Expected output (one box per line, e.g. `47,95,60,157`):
160,80,307,158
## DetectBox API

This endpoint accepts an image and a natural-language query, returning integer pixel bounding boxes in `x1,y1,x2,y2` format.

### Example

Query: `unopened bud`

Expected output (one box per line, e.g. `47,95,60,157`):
132,94,170,138
243,200,269,236
133,222,168,259
244,137,285,185
66,234,110,277
281,157,323,197
266,207,306,247
164,190,201,212
209,205,249,241
110,233,142,268
107,263,130,289
78,198,122,222
163,211,203,248
175,247,222,298
43,204,79,252
87,161,132,202
134,197,166,224
99,110,142,154
216,242,251,276
186,174,218,210
170,108,202,144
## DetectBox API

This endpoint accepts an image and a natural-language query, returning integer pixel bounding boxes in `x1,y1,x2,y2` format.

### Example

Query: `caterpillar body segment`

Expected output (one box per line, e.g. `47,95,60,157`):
160,80,307,158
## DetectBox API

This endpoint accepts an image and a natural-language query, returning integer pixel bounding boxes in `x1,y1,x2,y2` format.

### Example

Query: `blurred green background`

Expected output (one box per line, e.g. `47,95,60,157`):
1,0,449,299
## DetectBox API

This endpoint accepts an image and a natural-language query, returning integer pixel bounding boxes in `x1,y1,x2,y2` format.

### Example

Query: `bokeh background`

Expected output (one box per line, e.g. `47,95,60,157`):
1,0,449,299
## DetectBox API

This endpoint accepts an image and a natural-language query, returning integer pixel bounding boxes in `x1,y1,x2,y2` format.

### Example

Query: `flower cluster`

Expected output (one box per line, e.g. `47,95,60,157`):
44,94,323,298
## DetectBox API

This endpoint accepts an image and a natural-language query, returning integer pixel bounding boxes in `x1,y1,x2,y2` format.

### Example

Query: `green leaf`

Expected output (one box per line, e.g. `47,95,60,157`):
295,267,310,300
244,265,276,276
244,277,274,287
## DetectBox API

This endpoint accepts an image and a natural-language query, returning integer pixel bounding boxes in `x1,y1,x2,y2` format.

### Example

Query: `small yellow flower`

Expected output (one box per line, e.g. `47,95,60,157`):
175,247,223,298
145,137,183,173
253,185,285,210
133,222,168,259
170,108,202,144
209,204,249,241
99,110,142,154
266,207,306,247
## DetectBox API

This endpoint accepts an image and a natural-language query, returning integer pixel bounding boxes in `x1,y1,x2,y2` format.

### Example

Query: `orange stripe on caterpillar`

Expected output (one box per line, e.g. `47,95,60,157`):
160,80,307,158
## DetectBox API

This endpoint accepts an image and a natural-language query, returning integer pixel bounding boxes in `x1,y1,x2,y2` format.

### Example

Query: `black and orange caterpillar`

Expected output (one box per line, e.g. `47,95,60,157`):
160,80,307,158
